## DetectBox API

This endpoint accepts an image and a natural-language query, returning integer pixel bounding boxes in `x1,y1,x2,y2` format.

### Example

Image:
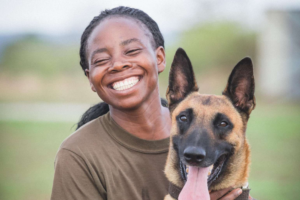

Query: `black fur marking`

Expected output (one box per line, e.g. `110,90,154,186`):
202,96,211,105
186,129,211,155
212,113,234,139
176,108,194,135
167,48,198,111
172,135,180,152
223,57,255,114
172,135,187,182
208,143,235,188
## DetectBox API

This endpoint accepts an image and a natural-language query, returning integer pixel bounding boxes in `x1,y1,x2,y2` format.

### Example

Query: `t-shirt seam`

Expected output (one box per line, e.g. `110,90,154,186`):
109,131,169,154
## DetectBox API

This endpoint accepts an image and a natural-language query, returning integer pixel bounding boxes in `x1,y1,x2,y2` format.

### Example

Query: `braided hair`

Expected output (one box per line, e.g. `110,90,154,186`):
77,6,166,129
79,6,165,75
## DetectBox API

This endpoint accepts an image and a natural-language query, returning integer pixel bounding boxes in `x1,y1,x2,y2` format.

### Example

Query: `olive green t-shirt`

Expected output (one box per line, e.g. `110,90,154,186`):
51,112,170,200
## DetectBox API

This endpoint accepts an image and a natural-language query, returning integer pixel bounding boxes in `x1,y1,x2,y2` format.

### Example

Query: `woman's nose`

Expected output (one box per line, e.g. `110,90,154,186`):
108,61,132,72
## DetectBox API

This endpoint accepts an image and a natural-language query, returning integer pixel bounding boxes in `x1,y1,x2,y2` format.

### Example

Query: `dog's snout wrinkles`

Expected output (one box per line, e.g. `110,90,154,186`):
183,146,206,164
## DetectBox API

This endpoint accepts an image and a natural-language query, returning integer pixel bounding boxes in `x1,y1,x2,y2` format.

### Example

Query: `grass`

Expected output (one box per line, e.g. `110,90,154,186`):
0,121,76,200
0,104,299,200
247,104,300,199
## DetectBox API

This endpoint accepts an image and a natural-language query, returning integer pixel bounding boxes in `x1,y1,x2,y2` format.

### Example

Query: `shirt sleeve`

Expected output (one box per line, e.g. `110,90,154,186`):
51,148,106,200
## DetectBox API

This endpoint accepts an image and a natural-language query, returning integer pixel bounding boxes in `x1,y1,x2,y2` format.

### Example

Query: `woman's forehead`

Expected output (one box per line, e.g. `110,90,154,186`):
87,16,154,51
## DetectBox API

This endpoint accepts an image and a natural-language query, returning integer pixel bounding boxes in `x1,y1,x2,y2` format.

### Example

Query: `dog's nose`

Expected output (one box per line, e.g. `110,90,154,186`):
183,147,206,164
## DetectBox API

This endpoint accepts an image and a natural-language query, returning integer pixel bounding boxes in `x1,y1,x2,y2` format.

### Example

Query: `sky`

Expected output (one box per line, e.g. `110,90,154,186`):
1,0,300,37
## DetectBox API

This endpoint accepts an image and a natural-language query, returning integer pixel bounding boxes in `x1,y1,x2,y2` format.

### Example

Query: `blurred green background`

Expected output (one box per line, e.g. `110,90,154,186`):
1,1,300,200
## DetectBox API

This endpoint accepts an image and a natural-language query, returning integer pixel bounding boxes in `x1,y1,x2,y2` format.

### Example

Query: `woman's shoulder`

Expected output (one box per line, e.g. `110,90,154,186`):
59,115,111,155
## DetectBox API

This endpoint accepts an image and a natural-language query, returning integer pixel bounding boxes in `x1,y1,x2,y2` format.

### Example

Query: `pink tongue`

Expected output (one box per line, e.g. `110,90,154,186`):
178,166,210,200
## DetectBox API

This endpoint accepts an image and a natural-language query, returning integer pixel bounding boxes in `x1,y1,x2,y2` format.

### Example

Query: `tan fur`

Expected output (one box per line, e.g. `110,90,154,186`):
165,136,184,188
164,194,176,200
164,92,253,191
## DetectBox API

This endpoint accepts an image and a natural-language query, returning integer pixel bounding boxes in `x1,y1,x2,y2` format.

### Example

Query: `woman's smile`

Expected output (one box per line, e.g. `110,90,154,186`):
111,76,140,91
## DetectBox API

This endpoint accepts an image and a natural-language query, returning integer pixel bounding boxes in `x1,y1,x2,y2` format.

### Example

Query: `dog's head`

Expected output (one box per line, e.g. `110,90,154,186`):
166,48,255,190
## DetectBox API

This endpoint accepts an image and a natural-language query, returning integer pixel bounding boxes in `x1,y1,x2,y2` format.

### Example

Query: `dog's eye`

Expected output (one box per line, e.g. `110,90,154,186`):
179,115,187,122
219,121,228,127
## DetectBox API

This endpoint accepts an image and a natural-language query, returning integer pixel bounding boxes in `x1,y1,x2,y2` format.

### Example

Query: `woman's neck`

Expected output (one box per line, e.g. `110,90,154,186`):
109,94,171,141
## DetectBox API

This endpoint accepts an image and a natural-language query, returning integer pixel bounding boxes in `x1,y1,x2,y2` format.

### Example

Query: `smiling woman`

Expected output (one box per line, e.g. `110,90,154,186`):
51,6,172,200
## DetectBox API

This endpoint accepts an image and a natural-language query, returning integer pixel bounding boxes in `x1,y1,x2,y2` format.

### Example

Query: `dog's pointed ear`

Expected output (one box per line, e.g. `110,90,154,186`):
223,57,256,116
167,48,199,112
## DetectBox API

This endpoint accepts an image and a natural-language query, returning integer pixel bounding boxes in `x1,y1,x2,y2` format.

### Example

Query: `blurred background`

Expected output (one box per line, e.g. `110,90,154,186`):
0,0,299,199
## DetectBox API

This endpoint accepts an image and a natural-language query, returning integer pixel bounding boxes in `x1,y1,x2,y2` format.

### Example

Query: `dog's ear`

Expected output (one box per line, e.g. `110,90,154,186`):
167,48,199,112
223,57,255,116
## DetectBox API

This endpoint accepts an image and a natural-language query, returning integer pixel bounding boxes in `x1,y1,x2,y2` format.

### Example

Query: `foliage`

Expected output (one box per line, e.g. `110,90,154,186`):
0,35,81,77
164,22,257,75
1,22,256,79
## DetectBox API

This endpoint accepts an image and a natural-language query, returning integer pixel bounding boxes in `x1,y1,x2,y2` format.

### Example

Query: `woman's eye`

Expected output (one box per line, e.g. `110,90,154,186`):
94,59,108,65
126,49,140,55
179,115,187,122
219,121,228,127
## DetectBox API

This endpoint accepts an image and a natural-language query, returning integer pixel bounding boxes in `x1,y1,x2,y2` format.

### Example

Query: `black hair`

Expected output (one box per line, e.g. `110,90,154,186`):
77,6,166,129
79,6,165,74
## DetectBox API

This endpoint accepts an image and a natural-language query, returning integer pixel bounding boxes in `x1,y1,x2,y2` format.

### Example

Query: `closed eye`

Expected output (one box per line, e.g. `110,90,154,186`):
126,49,141,55
94,59,109,65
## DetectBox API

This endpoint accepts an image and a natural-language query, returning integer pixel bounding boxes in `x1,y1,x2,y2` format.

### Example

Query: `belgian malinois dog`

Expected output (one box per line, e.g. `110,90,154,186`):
164,48,255,200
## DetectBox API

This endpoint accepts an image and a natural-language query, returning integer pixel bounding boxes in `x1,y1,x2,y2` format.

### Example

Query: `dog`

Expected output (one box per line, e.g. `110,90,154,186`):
164,48,255,200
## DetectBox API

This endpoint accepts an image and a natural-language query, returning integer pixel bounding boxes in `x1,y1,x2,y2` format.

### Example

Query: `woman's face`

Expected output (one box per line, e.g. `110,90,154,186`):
85,16,165,110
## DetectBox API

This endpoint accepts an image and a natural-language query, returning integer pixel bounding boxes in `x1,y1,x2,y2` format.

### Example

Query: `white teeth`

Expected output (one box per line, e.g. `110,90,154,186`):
208,165,213,177
185,165,213,177
112,76,139,91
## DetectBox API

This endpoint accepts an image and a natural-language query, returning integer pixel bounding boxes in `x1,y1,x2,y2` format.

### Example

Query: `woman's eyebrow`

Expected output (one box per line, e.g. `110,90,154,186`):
120,38,141,46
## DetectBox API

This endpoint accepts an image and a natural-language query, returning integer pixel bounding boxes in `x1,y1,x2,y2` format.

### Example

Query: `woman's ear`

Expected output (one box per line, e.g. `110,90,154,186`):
85,69,96,92
156,46,166,73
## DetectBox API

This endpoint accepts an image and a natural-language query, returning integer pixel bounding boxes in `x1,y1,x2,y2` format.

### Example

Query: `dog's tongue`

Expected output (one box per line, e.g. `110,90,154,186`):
178,166,210,200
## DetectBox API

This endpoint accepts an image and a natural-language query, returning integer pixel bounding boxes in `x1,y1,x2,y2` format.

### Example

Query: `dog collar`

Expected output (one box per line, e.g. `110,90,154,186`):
235,188,252,200
167,161,186,199
168,181,182,199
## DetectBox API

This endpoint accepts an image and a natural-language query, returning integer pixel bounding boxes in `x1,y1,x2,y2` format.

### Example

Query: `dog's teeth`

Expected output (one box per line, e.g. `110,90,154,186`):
186,167,189,174
208,165,213,176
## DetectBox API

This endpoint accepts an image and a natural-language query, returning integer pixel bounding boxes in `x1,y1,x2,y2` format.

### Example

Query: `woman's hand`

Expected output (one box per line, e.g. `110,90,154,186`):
210,188,242,200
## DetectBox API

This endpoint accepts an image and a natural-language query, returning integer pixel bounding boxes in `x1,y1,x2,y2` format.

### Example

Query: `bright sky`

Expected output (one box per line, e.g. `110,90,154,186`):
1,0,300,36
